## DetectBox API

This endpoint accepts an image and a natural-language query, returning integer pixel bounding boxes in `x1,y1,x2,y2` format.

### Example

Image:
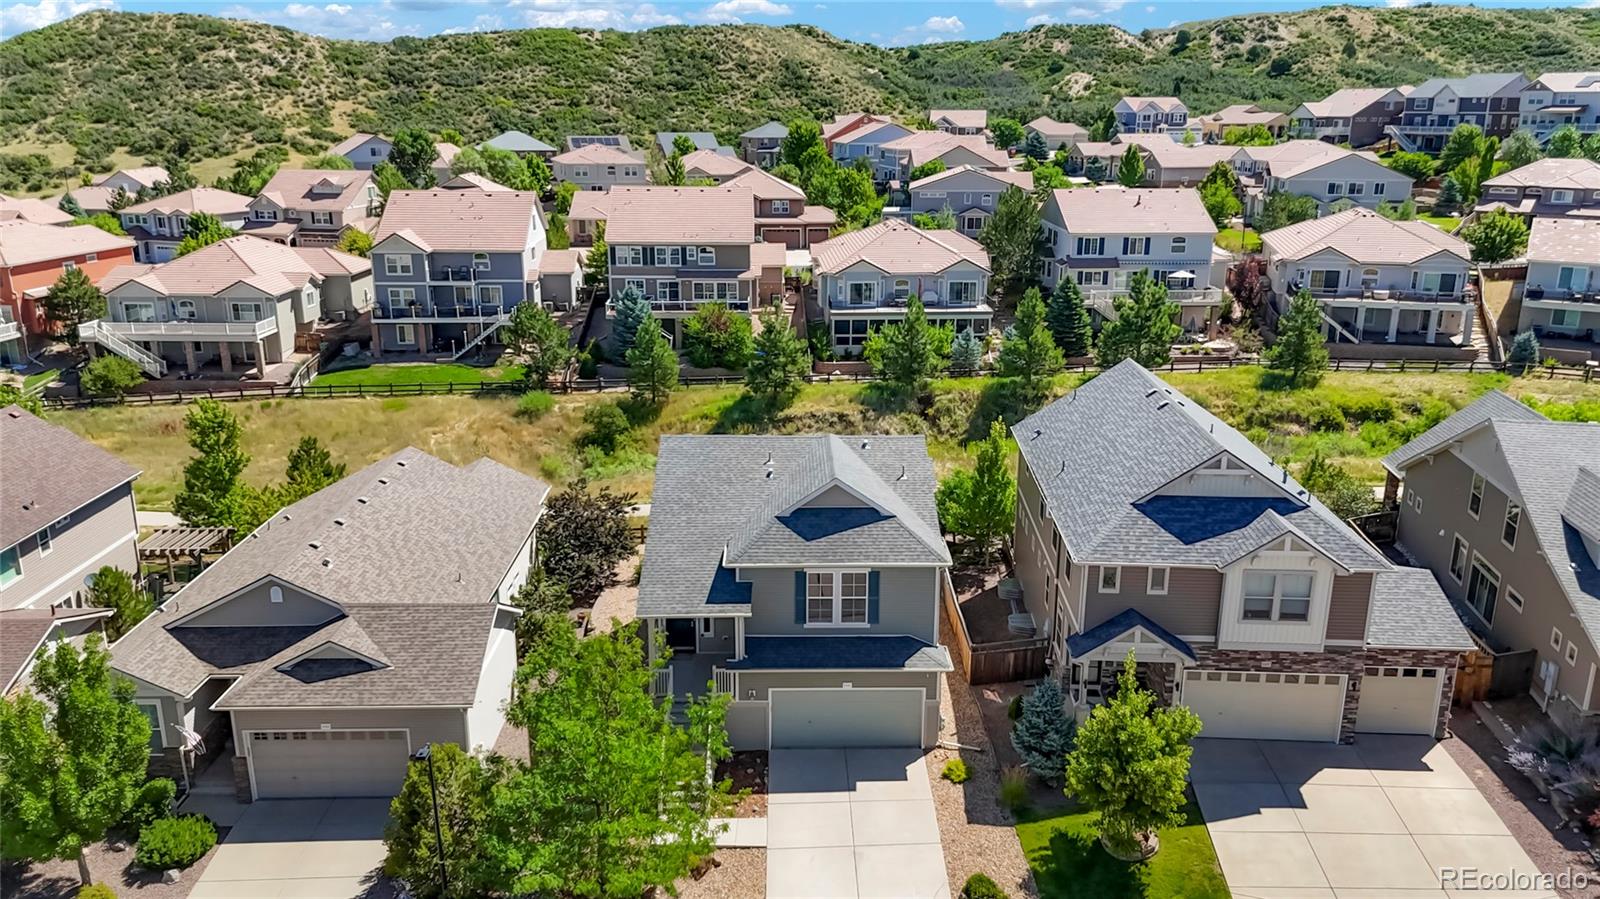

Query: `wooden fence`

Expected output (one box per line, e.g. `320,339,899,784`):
940,570,1048,686
1453,647,1537,706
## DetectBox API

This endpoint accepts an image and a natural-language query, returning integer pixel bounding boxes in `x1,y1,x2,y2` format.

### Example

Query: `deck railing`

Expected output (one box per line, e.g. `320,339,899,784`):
650,666,674,699
713,667,737,696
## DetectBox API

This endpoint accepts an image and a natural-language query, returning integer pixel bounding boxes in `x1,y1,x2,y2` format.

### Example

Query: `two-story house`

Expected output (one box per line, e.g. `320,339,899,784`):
638,434,953,750
551,144,649,191
52,167,172,217
874,131,1010,185
0,194,72,225
327,133,393,170
1394,73,1529,153
681,149,753,182
1113,96,1191,136
1013,361,1473,742
119,187,253,263
821,113,895,153
369,189,548,357
1290,87,1407,147
0,220,134,355
1236,141,1414,218
811,219,992,355
243,169,381,248
600,186,783,347
1518,72,1600,142
1475,158,1600,222
1383,392,1600,735
723,167,837,248
1023,116,1088,152
930,109,987,136
111,448,548,800
86,235,372,381
1038,187,1221,333
907,165,1033,238
831,120,913,165
1260,209,1474,353
1199,104,1289,143
1513,218,1600,360
739,121,788,168
481,130,558,159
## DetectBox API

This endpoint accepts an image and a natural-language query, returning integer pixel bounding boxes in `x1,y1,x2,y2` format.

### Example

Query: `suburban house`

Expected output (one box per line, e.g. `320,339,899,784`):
830,120,913,164
656,132,726,157
1512,218,1600,360
1234,141,1414,218
110,449,549,801
564,190,611,247
53,167,172,217
242,169,381,248
723,166,837,248
1393,73,1529,152
369,189,548,357
0,194,72,226
482,130,558,159
86,235,373,381
119,187,253,263
1,404,140,614
1,606,115,696
1023,116,1087,152
1065,140,1127,180
1038,186,1221,332
566,135,635,152
1518,72,1600,142
551,144,649,191
1383,392,1600,735
906,165,1033,238
739,121,788,167
821,113,895,152
1475,158,1600,221
1117,136,1237,188
327,133,392,170
874,131,1010,185
637,434,953,750
1259,209,1475,352
681,149,753,182
430,143,462,184
538,248,587,312
1199,104,1289,142
1113,96,1191,136
929,109,987,136
599,186,783,347
1012,361,1473,742
438,173,514,192
0,220,135,354
1290,87,1407,147
810,218,992,355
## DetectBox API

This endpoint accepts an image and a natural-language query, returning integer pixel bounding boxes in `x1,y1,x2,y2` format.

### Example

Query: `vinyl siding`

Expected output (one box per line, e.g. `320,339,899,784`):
178,579,340,627
231,707,467,758
1326,572,1373,641
0,484,138,611
742,566,939,642
1083,566,1223,636
466,624,516,751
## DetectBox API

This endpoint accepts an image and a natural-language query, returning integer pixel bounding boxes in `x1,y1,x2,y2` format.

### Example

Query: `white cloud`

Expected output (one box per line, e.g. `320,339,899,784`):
1384,0,1414,6
886,14,966,46
921,15,964,33
0,0,115,35
1025,13,1055,26
996,0,1125,21
441,12,503,33
511,0,680,29
222,2,415,40
702,0,792,23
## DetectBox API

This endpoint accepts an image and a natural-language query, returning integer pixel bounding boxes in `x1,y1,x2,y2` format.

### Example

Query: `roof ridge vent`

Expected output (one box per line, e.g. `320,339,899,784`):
378,477,389,485
308,541,321,550
334,518,346,526
1156,401,1170,410
357,497,369,504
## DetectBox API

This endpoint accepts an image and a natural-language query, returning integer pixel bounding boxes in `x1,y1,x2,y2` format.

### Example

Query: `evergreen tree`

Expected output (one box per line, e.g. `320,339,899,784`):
1022,130,1050,161
609,284,652,356
1010,677,1076,785
863,296,947,397
40,267,106,342
1045,279,1093,358
1547,124,1584,158
1264,289,1330,388
1257,192,1318,232
57,193,84,217
934,419,1015,560
503,301,575,387
1434,174,1463,215
1084,155,1107,183
744,306,810,409
1089,107,1118,142
949,328,983,372
86,565,153,641
585,221,608,287
998,286,1065,403
980,186,1043,295
284,436,347,498
172,399,251,531
671,134,697,157
663,154,686,186
625,312,678,405
1116,145,1146,187
383,743,494,899
1585,132,1600,164
1506,330,1541,376
1498,129,1543,170
1095,271,1180,369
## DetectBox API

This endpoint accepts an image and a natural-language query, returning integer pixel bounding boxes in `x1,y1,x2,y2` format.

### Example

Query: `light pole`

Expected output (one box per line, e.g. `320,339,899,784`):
412,743,449,898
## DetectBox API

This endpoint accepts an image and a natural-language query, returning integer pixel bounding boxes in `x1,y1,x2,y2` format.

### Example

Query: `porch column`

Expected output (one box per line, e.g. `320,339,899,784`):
1386,305,1399,343
183,341,197,374
735,617,745,660
254,340,266,379
1461,305,1474,344
1426,307,1440,345
218,342,232,374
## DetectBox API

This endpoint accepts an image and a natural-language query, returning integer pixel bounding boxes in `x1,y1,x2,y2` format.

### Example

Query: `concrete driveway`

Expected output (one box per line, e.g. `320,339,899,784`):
766,748,948,899
188,798,391,899
1192,736,1556,899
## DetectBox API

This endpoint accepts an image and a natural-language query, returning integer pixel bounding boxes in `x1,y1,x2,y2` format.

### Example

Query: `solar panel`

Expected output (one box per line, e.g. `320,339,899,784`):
569,135,622,148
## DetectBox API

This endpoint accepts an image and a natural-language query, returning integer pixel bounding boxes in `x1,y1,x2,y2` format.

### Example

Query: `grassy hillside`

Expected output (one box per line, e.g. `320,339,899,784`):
2,5,1599,192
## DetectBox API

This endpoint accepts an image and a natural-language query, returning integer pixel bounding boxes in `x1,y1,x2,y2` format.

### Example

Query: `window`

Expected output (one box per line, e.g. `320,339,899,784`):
1346,182,1365,196
692,281,738,302
1449,535,1468,582
1503,502,1521,549
962,215,985,233
472,252,491,271
771,200,790,214
1309,270,1342,293
1567,641,1579,665
1552,308,1582,329
394,323,416,345
1552,627,1564,651
1413,271,1460,295
624,166,641,179
1147,567,1169,595
0,546,19,586
1556,266,1590,292
123,302,156,323
1076,270,1109,286
136,702,163,752
1373,182,1387,196
387,287,416,305
1361,268,1380,290
310,211,333,226
1506,587,1524,612
573,167,589,179
654,246,683,267
848,282,877,305
948,282,978,305
1327,182,1345,196
1552,189,1575,205
35,529,51,557
62,260,77,272
252,208,279,221
1241,571,1313,622
383,254,412,276
656,280,680,302
1122,237,1149,256
697,247,717,267
1098,566,1120,593
1465,555,1500,623
805,570,869,626
175,299,197,320
1170,237,1186,254
622,278,647,295
269,585,284,603
1075,236,1105,256
1468,473,1484,518
893,279,911,299
981,193,993,206
615,246,644,266
700,617,715,637
478,284,504,305
230,302,262,322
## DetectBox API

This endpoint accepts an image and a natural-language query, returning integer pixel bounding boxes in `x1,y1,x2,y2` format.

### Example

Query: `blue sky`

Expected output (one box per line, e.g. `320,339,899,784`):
3,0,1596,45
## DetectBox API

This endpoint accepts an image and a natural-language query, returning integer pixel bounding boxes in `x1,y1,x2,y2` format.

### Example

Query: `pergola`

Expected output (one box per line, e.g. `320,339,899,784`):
138,526,233,588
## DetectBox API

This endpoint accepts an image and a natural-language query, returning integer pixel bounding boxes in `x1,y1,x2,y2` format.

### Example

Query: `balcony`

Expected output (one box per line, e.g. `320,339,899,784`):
429,266,485,283
89,317,279,341
1088,286,1221,307
374,302,512,321
828,293,990,312
1305,287,1471,305
0,307,18,344
1521,287,1600,306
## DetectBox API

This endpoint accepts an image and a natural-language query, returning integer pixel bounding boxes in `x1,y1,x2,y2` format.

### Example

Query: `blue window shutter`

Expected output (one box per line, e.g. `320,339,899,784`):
868,571,881,624
794,571,806,624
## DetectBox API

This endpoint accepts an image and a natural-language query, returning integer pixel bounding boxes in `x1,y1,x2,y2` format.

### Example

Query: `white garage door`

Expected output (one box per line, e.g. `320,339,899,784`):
1357,666,1443,735
769,688,924,749
248,729,410,799
1180,670,1347,742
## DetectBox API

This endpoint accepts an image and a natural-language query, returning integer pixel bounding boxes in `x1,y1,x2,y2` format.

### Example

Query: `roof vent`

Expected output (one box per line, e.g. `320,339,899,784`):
765,469,774,479
356,497,369,504
860,439,870,449
281,513,292,521
321,558,333,568
764,451,773,465
308,541,321,550
1145,388,1159,397
897,464,907,481
1156,401,1170,410
378,477,389,485
396,459,408,468
334,518,346,526
1032,428,1043,440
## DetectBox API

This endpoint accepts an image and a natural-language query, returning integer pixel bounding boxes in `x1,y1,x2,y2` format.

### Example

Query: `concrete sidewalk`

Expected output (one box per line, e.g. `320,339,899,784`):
188,798,391,899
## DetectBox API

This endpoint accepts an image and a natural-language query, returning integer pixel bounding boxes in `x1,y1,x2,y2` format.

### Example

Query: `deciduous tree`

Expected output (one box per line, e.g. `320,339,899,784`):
934,419,1015,560
1547,124,1584,158
390,128,438,188
781,119,823,170
585,221,608,286
304,153,355,170
537,477,635,599
682,302,754,369
1498,129,1543,170
173,399,251,531
1095,271,1179,369
1264,288,1329,388
1439,123,1487,173
80,355,144,397
912,205,956,230
1257,191,1319,232
909,159,946,182
335,228,373,257
175,210,235,256
371,161,412,199
1460,209,1528,264
383,743,496,899
503,302,574,387
991,118,1025,149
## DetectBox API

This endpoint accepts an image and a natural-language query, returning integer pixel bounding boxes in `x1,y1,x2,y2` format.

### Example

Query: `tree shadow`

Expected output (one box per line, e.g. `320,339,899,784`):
963,378,1041,443
1020,808,1142,899
618,395,664,426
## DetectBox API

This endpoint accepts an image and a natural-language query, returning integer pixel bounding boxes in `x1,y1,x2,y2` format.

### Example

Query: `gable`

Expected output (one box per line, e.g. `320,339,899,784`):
1146,452,1297,501
1451,426,1521,504
371,233,429,255
803,484,873,509
1289,153,1407,183
936,146,1001,169
173,576,342,628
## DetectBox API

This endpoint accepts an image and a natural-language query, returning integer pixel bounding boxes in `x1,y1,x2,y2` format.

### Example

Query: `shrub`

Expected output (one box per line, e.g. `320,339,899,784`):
516,389,555,420
999,766,1029,813
578,354,599,379
962,873,1006,899
681,303,754,370
1011,678,1076,784
135,814,217,870
123,777,176,832
579,402,632,455
1305,404,1346,432
80,355,145,397
941,758,970,784
77,886,117,899
1007,693,1024,721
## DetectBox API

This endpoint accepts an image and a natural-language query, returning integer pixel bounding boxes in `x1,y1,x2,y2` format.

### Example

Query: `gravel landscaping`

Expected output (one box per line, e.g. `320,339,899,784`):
1,836,221,899
675,848,766,899
587,547,642,634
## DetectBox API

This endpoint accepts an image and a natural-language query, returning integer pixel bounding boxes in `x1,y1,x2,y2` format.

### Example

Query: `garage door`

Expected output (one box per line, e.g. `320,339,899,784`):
248,729,410,799
1180,670,1347,742
769,688,923,749
1357,666,1443,735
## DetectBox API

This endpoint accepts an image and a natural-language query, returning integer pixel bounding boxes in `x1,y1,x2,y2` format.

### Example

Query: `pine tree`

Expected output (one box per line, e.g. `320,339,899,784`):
744,307,811,409
1010,677,1075,785
1507,330,1541,376
1045,279,1093,358
40,267,106,342
1264,288,1330,388
57,193,84,217
609,284,652,356
980,186,1043,295
1022,130,1049,161
625,312,679,404
949,328,983,372
585,221,608,286
1434,175,1463,215
998,287,1065,403
1116,145,1146,187
1095,272,1180,369
172,399,251,531
863,296,947,397
284,436,347,498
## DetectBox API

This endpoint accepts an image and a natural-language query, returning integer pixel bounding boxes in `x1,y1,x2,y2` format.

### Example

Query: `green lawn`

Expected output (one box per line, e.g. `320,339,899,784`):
312,361,526,387
1214,228,1262,254
23,368,59,393
1016,801,1230,899
1419,214,1461,233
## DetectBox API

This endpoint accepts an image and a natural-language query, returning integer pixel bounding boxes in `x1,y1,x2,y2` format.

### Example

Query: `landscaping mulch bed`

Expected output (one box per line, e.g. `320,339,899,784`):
717,750,769,818
1,833,222,899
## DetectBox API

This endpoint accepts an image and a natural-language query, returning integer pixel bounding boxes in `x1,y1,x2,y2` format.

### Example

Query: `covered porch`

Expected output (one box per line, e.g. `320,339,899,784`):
1319,297,1473,346
1062,609,1198,719
643,614,746,704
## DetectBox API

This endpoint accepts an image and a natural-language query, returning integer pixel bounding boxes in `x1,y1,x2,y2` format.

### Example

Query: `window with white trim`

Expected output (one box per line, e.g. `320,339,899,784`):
1567,640,1580,665
230,302,263,322
656,280,680,302
697,247,717,267
1147,567,1169,595
805,570,869,626
1506,587,1524,612
1075,236,1105,256
395,323,416,345
136,701,163,752
123,301,156,323
383,254,412,276
175,299,197,320
948,281,978,304
1170,236,1186,254
615,245,644,266
1373,181,1387,196
310,211,333,226
473,252,491,271
1503,502,1521,549
1552,627,1564,650
1241,571,1313,622
1098,566,1120,592
691,281,739,302
1449,535,1468,582
387,287,416,305
771,199,790,214
1121,237,1149,256
654,246,683,266
1465,554,1500,624
35,529,51,557
478,284,504,305
1468,472,1484,518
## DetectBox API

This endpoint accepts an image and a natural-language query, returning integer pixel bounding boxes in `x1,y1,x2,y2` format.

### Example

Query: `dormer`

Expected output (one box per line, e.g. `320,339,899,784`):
274,633,389,684
1217,530,1346,651
310,177,346,197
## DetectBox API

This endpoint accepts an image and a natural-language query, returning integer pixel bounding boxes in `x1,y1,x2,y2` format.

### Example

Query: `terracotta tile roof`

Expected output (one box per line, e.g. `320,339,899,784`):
682,149,751,179
1,405,139,550
439,172,514,191
123,187,253,217
1261,208,1469,264
1483,158,1600,192
748,241,787,274
552,144,644,166
431,142,462,171
598,186,755,244
0,220,133,268
909,164,1032,191
374,189,544,253
566,190,614,222
1047,186,1216,235
1528,218,1600,263
1117,134,1237,172
1025,117,1087,140
92,166,168,189
811,218,988,275
55,186,119,214
98,235,356,296
1203,104,1287,126
879,131,1009,169
292,245,373,277
256,169,376,213
930,109,987,130
539,248,586,276
0,194,72,225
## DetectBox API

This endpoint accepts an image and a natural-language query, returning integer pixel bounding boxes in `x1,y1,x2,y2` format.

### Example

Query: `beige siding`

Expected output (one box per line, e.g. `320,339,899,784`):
1083,566,1222,636
179,579,340,627
1326,572,1374,642
1012,458,1068,635
0,484,138,611
231,707,467,756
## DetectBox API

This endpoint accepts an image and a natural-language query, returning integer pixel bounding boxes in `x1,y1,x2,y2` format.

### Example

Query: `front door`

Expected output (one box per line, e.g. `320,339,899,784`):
664,618,697,653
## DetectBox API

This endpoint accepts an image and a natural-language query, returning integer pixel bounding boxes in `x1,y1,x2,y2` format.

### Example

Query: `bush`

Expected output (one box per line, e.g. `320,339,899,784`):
135,814,217,870
80,355,145,397
123,777,176,832
578,354,599,379
1305,403,1346,432
77,886,117,899
1007,694,1024,721
579,402,632,455
681,303,754,369
999,766,1029,813
941,758,970,784
962,873,1006,899
515,389,555,420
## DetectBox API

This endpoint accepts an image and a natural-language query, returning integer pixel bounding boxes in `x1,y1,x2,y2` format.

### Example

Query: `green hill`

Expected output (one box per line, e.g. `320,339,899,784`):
2,5,1599,192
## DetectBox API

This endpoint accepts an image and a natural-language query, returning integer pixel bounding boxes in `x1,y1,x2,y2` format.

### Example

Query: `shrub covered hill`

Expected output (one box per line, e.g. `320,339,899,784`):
2,5,1599,189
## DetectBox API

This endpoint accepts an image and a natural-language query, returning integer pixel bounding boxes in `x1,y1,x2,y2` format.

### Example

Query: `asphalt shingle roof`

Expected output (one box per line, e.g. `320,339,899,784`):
1066,608,1196,660
724,635,952,671
1,405,139,551
1367,568,1476,650
1381,390,1544,474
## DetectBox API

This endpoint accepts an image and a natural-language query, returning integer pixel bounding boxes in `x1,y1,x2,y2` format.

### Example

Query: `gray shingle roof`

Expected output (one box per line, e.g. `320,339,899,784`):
1410,73,1525,99
741,121,789,140
639,435,948,619
1367,568,1476,650
1012,360,1388,571
723,635,952,671
1381,390,1544,474
1494,420,1600,639
1,405,139,550
483,130,557,154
